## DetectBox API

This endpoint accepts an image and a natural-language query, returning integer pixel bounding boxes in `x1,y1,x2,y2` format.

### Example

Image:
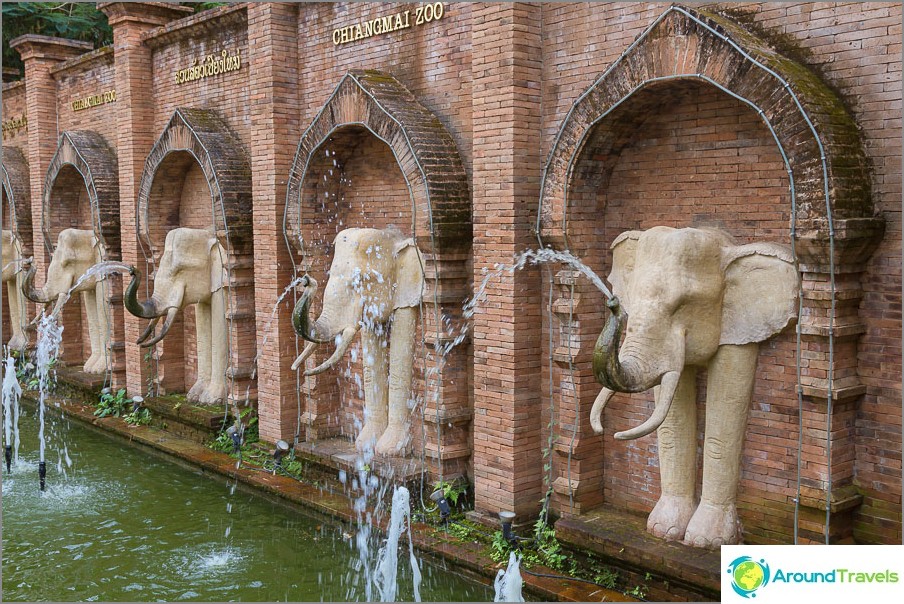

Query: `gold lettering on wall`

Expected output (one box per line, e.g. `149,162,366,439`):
1,115,27,139
71,90,116,112
332,2,444,46
174,49,242,85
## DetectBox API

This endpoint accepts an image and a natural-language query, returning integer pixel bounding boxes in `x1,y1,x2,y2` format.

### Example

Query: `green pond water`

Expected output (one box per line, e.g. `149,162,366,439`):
1,407,493,602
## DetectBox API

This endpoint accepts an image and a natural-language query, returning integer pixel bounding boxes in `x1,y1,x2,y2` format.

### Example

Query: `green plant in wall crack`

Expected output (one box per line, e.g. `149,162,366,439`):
94,388,129,418
434,478,469,509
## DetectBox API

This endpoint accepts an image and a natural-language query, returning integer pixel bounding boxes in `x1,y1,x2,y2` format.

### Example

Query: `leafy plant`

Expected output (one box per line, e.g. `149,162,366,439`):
123,407,151,426
434,478,468,508
532,516,567,571
94,388,129,418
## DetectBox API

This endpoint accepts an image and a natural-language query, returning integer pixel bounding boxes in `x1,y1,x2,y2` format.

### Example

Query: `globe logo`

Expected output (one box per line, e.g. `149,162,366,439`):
727,556,770,598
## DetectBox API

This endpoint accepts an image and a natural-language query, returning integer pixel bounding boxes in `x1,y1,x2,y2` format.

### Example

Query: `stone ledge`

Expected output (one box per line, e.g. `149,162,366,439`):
555,506,721,601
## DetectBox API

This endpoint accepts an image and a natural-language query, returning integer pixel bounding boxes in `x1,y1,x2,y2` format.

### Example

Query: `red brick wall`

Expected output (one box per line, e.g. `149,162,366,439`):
53,50,119,145
1,82,29,148
539,2,901,544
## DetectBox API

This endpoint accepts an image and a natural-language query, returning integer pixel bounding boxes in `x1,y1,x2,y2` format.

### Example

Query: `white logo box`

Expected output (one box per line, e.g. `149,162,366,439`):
721,545,904,603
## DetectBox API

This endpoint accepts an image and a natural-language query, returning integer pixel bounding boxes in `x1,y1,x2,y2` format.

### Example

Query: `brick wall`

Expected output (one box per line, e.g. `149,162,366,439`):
1,82,29,148
53,49,119,145
539,2,900,544
5,1,899,546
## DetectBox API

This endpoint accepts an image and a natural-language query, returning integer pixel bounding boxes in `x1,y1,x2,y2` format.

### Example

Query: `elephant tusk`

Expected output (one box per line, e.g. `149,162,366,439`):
614,370,681,440
140,306,178,348
304,326,358,376
291,341,318,371
136,316,161,345
49,292,69,320
590,387,615,435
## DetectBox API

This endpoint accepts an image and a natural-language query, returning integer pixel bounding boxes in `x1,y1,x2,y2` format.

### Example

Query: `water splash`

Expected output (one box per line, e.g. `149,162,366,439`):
50,261,133,317
35,312,63,473
374,486,422,603
493,551,524,602
3,355,23,469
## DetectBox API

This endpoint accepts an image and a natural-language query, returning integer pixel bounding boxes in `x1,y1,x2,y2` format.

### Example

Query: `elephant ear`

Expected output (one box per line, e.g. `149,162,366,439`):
208,238,228,294
721,243,799,346
392,238,424,310
608,231,641,313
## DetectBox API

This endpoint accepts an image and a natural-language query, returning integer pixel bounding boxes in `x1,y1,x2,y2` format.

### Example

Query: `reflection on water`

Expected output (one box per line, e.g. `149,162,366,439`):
1,411,492,602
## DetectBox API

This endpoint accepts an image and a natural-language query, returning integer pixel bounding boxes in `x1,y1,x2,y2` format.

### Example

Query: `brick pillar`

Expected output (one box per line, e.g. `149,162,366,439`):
98,2,193,396
470,3,544,518
794,216,884,543
246,3,301,445
9,35,92,279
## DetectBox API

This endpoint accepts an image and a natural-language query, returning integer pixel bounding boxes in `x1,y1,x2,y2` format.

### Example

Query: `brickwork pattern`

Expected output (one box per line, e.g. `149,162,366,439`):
4,1,899,547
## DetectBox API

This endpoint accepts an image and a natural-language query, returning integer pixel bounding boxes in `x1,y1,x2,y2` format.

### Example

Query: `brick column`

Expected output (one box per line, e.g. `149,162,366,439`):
794,216,885,543
98,2,193,396
470,3,544,518
246,3,301,445
9,35,92,279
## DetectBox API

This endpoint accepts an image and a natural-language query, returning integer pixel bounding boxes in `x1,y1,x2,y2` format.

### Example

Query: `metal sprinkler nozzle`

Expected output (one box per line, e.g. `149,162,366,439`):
430,489,452,523
5,444,12,473
273,439,290,470
226,424,242,453
38,460,46,491
499,511,519,547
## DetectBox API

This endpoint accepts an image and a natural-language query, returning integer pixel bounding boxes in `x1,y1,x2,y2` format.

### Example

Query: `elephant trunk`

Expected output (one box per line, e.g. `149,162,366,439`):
139,307,178,348
291,276,336,344
592,297,648,393
123,267,159,319
21,260,52,304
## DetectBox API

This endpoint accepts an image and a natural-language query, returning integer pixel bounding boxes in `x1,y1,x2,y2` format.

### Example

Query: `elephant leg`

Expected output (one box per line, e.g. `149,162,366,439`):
375,306,417,457
6,279,27,350
81,290,102,373
684,343,759,548
200,290,229,405
647,367,698,541
94,281,111,372
188,301,212,402
355,328,389,453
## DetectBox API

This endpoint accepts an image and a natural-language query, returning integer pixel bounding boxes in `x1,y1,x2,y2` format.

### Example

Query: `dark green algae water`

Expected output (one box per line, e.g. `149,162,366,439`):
1,407,492,602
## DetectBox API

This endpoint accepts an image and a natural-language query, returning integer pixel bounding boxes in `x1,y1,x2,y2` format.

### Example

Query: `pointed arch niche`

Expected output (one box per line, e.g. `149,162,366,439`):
537,5,883,542
42,131,122,375
136,108,255,406
284,70,472,480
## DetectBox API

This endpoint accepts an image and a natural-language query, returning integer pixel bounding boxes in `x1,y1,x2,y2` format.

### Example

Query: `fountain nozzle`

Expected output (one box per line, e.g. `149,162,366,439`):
499,511,519,547
273,440,290,468
430,489,452,522
226,424,242,453
5,444,11,473
38,460,46,491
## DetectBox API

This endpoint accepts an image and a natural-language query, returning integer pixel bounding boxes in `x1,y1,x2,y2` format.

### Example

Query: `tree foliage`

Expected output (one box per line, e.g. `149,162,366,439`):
2,2,225,77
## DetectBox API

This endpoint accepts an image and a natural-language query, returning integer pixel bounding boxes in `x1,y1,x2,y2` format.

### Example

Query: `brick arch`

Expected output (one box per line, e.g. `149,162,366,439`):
283,71,472,478
538,4,875,243
285,69,471,254
136,107,256,405
42,131,119,258
137,107,252,259
1,145,32,255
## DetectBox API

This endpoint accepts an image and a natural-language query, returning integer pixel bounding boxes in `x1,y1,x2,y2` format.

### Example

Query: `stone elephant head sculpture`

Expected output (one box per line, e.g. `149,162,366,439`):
591,226,798,548
124,227,228,405
21,228,109,373
291,227,424,456
2,229,28,350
